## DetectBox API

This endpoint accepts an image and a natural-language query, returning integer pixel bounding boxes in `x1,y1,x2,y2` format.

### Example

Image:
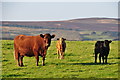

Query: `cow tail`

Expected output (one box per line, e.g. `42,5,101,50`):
13,50,16,60
13,41,16,60
14,50,20,60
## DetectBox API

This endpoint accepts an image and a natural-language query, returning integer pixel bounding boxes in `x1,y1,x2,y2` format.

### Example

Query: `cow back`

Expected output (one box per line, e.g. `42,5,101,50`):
14,35,45,55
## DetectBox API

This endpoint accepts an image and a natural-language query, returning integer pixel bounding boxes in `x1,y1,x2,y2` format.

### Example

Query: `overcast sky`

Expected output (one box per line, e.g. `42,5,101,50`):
1,0,120,2
2,1,118,21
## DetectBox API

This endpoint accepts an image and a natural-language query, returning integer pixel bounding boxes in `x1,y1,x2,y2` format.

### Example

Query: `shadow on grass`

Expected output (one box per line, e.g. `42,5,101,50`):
108,57,120,59
2,74,24,78
12,68,24,70
50,62,117,66
71,62,117,65
92,55,120,59
2,60,9,62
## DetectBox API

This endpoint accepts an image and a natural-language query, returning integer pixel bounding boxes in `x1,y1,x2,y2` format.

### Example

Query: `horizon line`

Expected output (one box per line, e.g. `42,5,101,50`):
2,17,119,22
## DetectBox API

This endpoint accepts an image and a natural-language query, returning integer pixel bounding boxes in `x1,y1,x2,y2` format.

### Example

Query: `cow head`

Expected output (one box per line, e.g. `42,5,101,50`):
57,38,66,44
95,41,102,48
100,41,104,48
104,40,112,47
40,33,55,48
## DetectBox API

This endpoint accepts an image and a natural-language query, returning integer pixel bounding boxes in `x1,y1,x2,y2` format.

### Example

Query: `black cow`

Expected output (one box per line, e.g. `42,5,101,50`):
94,40,112,63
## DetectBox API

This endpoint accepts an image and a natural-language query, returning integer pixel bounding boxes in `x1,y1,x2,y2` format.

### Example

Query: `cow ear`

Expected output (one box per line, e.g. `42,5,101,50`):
109,40,112,43
51,34,55,38
64,38,66,40
105,40,108,42
101,41,104,43
57,38,59,40
40,34,44,38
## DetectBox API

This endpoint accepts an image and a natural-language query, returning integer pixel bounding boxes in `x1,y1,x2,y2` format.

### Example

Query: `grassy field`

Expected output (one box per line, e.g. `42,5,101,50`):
1,40,119,78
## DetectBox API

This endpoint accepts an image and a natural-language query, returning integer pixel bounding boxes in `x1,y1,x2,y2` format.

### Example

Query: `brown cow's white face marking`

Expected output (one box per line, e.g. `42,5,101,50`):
59,38,63,44
58,38,66,44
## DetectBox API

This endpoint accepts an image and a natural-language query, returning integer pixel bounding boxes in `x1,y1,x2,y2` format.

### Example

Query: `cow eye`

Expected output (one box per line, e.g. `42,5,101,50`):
44,39,46,42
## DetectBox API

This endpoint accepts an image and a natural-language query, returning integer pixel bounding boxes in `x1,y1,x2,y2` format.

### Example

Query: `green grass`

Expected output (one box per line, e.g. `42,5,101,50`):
1,40,119,78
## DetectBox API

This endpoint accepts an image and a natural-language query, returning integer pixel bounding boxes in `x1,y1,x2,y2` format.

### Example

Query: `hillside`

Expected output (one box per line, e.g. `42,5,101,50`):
2,18,119,40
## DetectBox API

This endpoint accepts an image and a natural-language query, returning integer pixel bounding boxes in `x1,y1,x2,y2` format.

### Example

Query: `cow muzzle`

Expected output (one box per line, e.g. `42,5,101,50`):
46,44,50,47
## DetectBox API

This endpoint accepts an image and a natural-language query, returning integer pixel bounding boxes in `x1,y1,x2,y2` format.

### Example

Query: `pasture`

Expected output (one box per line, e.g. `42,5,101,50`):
1,40,119,78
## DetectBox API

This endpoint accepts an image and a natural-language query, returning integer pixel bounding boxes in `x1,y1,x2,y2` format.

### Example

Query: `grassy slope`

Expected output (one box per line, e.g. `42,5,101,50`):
2,40,119,78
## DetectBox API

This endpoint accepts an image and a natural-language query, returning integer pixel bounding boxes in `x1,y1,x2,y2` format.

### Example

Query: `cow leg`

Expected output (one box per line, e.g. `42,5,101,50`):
42,56,45,66
57,49,60,59
60,51,62,59
105,54,108,63
35,55,39,66
99,54,101,63
42,50,47,66
61,51,64,59
61,52,64,59
102,55,104,64
58,50,62,59
16,52,20,66
95,53,97,63
18,55,20,66
34,51,39,66
20,55,24,67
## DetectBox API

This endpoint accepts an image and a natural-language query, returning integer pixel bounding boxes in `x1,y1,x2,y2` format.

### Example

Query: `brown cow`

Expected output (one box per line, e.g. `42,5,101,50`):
56,38,66,59
14,33,55,67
